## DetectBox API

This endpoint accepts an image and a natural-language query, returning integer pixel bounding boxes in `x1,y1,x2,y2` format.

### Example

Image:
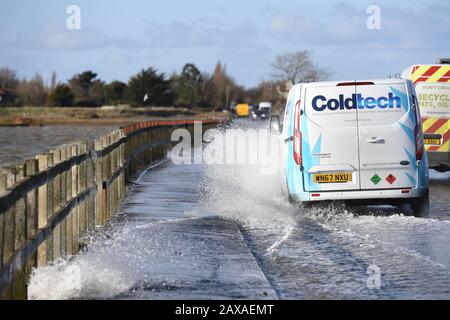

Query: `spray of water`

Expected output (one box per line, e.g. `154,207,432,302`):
190,127,299,253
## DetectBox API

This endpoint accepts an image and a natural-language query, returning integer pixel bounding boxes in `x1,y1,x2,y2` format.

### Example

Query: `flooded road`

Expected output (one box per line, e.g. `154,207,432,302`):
0,125,116,166
27,123,450,300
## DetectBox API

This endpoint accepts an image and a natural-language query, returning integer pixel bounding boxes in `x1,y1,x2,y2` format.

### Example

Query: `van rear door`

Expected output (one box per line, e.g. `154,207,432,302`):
303,84,360,192
356,81,418,190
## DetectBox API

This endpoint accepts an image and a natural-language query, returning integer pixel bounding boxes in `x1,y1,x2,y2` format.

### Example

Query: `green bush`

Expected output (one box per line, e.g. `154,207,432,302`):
47,84,74,107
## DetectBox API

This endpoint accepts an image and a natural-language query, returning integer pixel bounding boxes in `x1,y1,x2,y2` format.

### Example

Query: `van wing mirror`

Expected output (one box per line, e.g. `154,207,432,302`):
269,115,281,134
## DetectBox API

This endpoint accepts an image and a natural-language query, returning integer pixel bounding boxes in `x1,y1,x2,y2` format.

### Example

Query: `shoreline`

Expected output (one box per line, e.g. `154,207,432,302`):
0,106,230,127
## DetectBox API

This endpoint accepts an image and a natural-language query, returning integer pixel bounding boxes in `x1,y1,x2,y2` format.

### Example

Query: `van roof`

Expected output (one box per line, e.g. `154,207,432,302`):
300,79,407,88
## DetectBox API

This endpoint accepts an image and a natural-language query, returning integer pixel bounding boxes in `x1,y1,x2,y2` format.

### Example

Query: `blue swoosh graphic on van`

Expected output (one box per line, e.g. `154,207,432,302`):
403,147,416,168
399,122,415,145
312,134,322,164
389,85,415,125
389,86,408,112
405,172,417,186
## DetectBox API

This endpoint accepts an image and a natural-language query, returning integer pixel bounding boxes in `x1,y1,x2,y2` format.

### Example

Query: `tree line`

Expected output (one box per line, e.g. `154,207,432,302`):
0,50,329,110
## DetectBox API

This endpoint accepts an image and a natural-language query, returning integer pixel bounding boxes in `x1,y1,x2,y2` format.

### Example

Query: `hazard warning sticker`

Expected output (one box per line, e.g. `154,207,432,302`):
386,174,396,185
370,174,381,185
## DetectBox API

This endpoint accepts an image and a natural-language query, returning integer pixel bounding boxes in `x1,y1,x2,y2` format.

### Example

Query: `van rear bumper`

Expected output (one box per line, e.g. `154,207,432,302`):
291,187,426,203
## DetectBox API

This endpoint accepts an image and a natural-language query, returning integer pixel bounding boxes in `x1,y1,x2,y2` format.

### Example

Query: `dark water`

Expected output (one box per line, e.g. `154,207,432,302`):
0,125,116,166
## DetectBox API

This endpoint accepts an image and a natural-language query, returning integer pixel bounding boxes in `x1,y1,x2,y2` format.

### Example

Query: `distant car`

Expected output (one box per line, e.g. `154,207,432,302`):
271,79,430,216
258,102,272,120
259,108,271,120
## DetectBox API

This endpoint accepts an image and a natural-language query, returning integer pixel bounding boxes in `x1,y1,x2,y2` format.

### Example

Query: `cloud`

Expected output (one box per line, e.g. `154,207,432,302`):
5,22,143,51
146,20,258,48
267,2,450,51
6,19,261,52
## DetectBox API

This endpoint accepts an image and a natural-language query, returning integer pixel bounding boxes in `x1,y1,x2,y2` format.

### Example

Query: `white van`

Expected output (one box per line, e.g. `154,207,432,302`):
270,79,430,216
258,102,272,119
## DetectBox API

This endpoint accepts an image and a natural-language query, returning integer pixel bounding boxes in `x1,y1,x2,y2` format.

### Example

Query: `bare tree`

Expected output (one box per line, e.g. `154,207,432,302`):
303,63,331,82
209,61,238,109
271,50,329,83
17,73,48,106
0,67,19,90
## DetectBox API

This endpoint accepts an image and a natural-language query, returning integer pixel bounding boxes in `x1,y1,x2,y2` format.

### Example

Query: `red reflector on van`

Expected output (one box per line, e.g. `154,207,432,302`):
337,81,375,86
401,189,410,194
293,100,302,166
311,193,320,197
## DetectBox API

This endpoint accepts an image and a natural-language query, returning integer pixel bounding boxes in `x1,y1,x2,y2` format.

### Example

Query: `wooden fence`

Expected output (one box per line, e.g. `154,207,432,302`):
0,119,221,299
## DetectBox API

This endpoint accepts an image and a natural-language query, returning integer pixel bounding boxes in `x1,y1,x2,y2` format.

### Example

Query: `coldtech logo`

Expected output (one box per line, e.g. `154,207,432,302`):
312,93,401,111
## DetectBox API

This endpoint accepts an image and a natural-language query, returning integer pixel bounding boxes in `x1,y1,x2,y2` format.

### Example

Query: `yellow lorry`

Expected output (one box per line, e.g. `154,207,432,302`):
402,62,450,170
235,103,249,117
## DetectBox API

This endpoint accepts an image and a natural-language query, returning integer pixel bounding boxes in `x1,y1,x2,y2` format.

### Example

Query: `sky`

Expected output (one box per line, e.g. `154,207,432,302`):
0,0,449,88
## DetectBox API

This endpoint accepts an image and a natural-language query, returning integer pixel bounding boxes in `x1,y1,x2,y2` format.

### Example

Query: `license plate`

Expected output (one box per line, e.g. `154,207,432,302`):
424,138,441,145
313,172,352,183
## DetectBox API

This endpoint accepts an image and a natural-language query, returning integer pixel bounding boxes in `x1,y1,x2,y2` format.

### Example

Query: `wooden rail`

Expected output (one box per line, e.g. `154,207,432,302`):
0,119,221,299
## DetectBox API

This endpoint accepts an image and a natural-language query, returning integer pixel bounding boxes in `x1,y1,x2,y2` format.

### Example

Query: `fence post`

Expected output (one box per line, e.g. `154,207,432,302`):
70,145,79,254
102,137,109,223
116,132,122,203
13,164,26,253
50,149,61,260
11,162,28,299
64,145,74,255
94,139,103,227
60,149,68,257
50,149,61,215
24,159,38,290
0,170,13,299
0,173,7,269
112,132,119,209
25,160,38,242
86,142,95,231
36,153,53,267
78,142,87,237
36,154,48,266
121,130,126,197
113,132,118,210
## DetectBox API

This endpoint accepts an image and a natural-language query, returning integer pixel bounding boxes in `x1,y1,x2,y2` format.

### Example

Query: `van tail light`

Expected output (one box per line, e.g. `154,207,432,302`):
415,125,423,161
413,95,423,161
294,129,302,165
293,100,302,166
